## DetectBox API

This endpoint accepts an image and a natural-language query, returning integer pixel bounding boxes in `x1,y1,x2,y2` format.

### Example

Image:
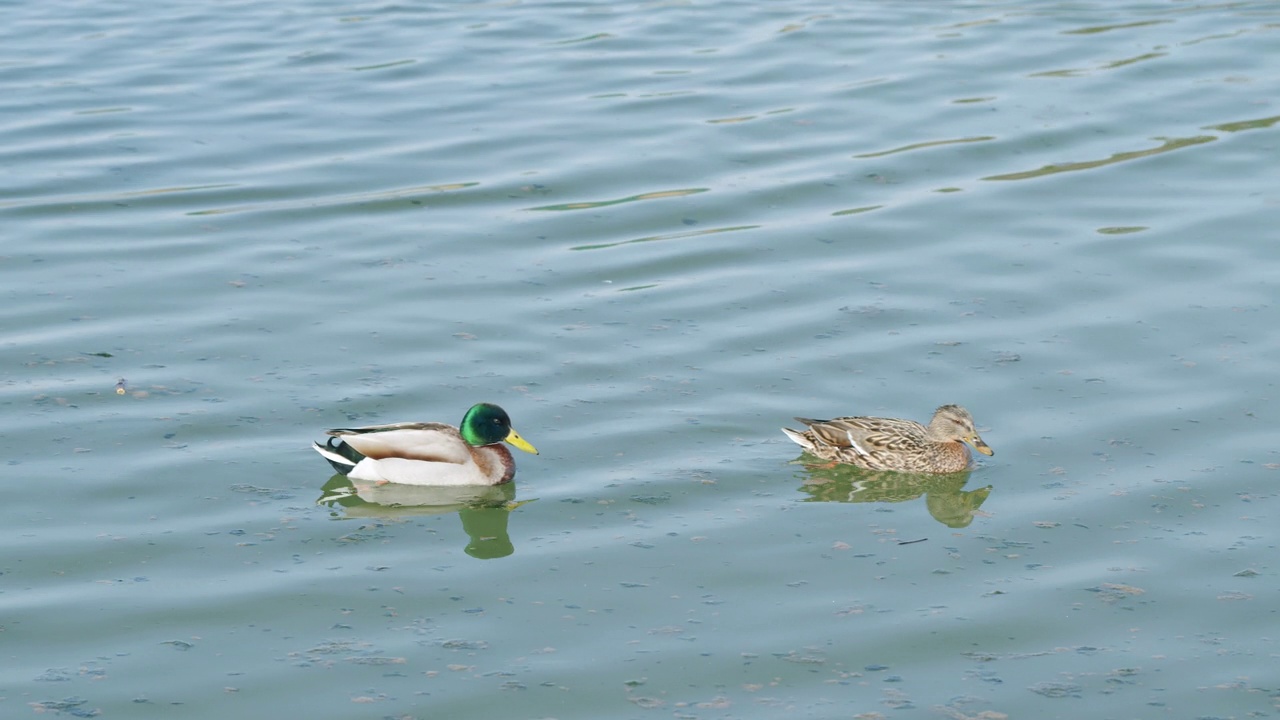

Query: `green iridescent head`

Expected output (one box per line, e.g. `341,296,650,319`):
459,403,538,454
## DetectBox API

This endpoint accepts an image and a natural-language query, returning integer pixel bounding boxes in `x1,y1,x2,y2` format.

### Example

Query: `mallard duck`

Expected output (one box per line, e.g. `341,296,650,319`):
781,404,992,473
312,402,538,486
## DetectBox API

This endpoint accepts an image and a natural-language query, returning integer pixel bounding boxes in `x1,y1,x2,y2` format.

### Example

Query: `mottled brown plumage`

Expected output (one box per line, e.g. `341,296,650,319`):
782,404,992,473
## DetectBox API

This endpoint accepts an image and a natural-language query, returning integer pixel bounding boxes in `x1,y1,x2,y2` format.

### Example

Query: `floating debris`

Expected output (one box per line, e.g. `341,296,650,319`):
630,494,671,505
344,656,405,666
29,697,96,715
438,639,489,650
1028,681,1082,698
775,650,826,665
1088,583,1145,604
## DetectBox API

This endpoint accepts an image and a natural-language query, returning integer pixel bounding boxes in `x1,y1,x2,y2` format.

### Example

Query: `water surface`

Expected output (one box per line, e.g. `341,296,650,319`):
4,1,1279,718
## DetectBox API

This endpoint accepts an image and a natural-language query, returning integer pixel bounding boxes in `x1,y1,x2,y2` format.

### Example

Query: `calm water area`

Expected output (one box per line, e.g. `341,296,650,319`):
4,1,1280,718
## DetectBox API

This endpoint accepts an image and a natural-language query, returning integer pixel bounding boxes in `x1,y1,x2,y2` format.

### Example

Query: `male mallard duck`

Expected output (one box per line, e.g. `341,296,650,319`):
312,402,538,486
781,404,992,473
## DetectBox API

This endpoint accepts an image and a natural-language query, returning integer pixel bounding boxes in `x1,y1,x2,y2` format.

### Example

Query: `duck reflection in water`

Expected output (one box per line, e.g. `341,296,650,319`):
317,475,533,559
792,461,992,529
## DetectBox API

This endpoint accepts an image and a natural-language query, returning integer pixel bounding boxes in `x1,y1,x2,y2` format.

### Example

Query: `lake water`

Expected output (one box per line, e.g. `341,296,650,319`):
4,1,1279,718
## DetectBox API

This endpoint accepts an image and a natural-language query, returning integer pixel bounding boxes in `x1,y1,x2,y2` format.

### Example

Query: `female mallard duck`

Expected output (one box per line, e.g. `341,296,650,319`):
782,404,992,473
312,403,538,486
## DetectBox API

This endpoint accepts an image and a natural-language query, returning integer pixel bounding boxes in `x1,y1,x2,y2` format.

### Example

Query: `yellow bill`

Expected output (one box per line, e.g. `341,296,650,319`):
505,427,539,455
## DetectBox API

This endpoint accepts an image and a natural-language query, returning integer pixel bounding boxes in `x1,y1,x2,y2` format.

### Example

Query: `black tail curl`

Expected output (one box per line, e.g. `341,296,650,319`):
318,437,366,475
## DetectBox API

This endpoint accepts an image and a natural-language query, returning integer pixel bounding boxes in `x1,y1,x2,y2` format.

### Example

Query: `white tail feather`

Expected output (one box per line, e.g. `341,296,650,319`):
312,441,356,468
780,427,814,450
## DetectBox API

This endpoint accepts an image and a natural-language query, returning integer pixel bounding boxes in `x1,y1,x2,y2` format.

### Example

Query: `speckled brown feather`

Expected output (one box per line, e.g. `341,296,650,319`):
782,405,992,474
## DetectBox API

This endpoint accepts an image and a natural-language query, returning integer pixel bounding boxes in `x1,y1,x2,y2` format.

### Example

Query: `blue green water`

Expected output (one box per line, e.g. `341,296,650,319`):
4,1,1279,718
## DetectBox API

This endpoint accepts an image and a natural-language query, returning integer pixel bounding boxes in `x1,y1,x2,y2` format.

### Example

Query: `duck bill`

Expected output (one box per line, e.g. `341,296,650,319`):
504,428,539,455
969,437,994,456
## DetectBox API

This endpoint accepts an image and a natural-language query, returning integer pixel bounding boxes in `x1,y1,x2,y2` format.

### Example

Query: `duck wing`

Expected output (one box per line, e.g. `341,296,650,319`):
798,416,928,454
326,422,473,465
